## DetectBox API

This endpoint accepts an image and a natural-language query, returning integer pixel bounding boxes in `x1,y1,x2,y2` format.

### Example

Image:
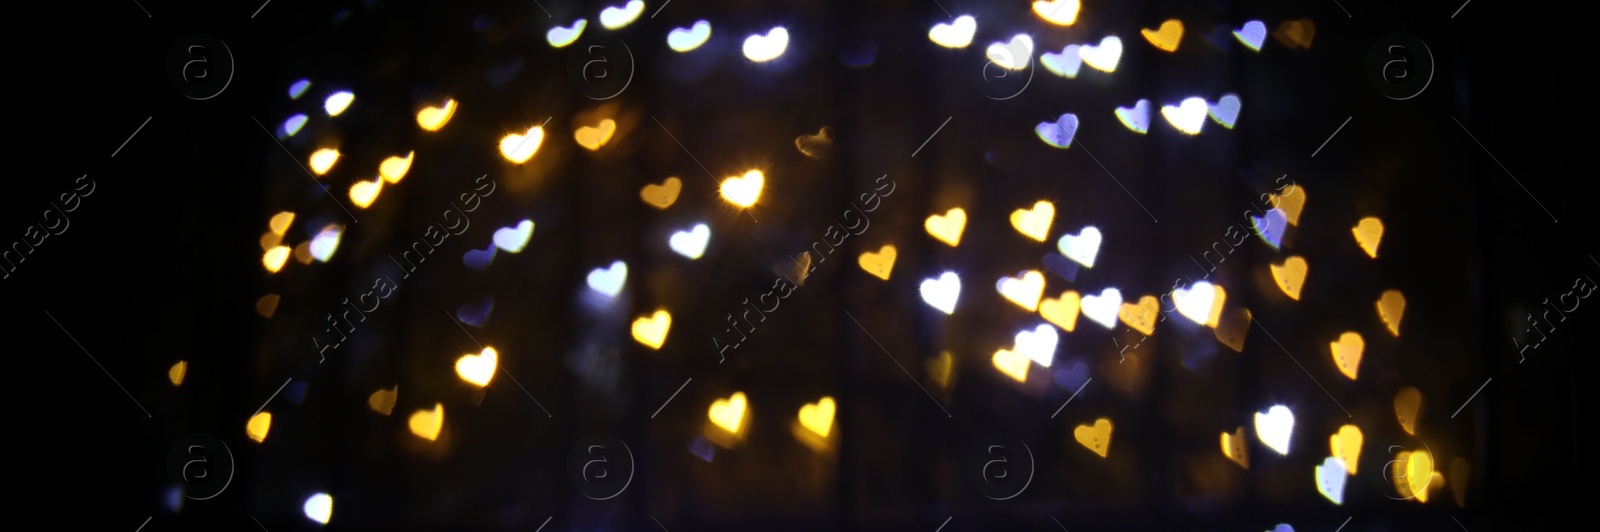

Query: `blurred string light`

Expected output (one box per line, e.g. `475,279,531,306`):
928,16,975,48
379,152,413,183
262,245,291,273
631,309,671,349
408,403,443,441
1353,216,1384,258
924,208,965,246
586,260,628,298
985,34,1033,70
547,19,585,48
499,124,545,163
1074,417,1113,457
719,170,763,207
302,492,333,525
1255,405,1294,455
640,177,681,209
1033,0,1080,25
288,79,311,100
416,99,456,131
1233,20,1268,51
309,225,344,261
308,148,340,175
857,244,894,280
598,1,644,30
669,223,710,260
705,391,750,448
667,21,712,52
278,114,308,139
167,360,186,386
1114,99,1150,133
1161,96,1209,135
742,27,788,62
1141,19,1183,52
574,118,616,150
348,177,382,209
324,91,354,116
455,347,497,387
1079,36,1122,72
246,411,272,442
919,271,961,314
997,270,1046,311
1057,226,1100,267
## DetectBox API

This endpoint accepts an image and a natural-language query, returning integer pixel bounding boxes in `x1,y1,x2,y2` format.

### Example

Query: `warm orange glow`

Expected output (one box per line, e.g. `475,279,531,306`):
309,149,340,176
992,348,1030,383
1353,217,1384,258
268,211,295,235
706,391,750,445
168,360,186,386
797,396,835,439
574,119,617,150
263,246,291,273
1271,256,1308,300
1009,200,1054,241
408,403,444,441
416,99,457,131
247,412,272,442
924,208,966,246
499,126,545,164
1118,295,1160,336
1074,418,1113,457
379,152,414,184
367,386,397,416
998,270,1046,311
857,245,896,280
720,170,763,208
1395,387,1422,435
1330,425,1363,475
1039,290,1081,331
631,310,671,349
641,177,682,209
1377,290,1406,336
1032,0,1080,25
454,347,497,387
1221,427,1249,469
256,294,280,318
1330,332,1364,380
1141,19,1184,52
349,177,382,208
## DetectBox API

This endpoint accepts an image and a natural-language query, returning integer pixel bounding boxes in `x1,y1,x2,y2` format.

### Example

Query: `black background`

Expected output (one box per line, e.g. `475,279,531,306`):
5,0,1594,530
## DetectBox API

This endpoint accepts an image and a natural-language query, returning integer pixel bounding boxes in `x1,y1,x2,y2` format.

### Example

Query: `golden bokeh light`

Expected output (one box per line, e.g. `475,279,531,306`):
309,148,340,176
379,152,413,184
416,99,457,131
454,347,497,387
719,170,763,208
499,125,545,164
247,412,272,443
408,403,444,441
1074,418,1113,458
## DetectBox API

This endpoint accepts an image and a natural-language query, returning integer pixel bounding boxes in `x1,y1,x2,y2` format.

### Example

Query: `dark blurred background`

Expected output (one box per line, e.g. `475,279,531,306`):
5,0,1594,530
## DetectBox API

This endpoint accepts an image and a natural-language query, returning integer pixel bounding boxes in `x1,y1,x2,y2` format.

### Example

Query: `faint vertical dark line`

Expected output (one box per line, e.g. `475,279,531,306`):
831,1,862,529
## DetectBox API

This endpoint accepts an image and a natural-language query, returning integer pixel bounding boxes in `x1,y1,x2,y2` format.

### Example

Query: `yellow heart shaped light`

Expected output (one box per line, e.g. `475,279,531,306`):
641,177,682,209
797,396,835,439
309,148,340,176
720,170,764,208
1141,20,1183,52
246,412,272,443
454,347,497,387
1010,200,1054,241
1074,417,1113,458
416,99,457,131
408,403,444,441
631,310,671,349
500,125,545,164
349,177,383,209
168,360,187,386
858,245,896,280
708,391,749,435
925,208,966,247
575,119,617,151
379,151,414,184
1330,424,1363,475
